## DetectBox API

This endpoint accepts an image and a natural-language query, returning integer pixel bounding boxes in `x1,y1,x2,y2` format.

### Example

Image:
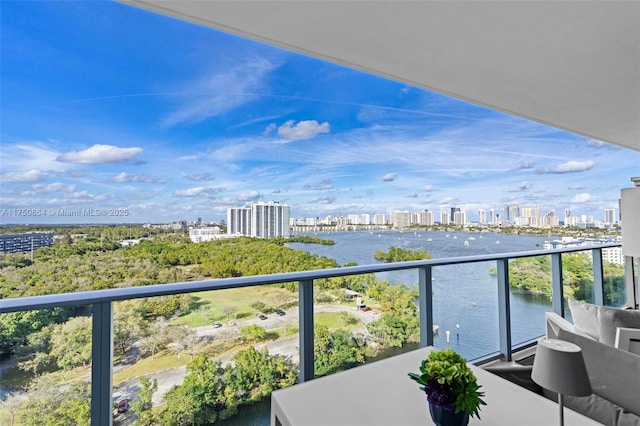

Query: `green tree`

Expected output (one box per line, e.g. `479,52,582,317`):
49,316,92,374
240,324,266,342
131,376,158,426
314,324,365,377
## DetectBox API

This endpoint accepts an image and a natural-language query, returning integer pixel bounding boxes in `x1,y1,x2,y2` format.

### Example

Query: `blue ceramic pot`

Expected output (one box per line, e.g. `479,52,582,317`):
428,404,469,426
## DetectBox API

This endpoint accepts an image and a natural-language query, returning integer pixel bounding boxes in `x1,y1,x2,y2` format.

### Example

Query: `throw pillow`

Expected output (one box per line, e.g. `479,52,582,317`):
598,306,640,346
568,299,601,341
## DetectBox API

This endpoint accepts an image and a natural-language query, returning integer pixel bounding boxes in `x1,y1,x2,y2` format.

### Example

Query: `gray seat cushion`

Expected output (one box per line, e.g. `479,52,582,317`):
558,328,640,417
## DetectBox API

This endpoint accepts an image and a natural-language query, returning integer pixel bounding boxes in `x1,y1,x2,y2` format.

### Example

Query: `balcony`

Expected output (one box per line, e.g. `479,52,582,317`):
0,242,634,425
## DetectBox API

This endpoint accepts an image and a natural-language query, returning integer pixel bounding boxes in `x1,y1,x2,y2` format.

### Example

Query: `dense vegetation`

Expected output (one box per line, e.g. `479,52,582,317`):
492,253,625,304
374,246,432,262
150,348,297,425
275,235,335,245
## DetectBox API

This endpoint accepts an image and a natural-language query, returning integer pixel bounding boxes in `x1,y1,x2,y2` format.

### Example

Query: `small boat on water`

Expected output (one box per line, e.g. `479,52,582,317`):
464,240,470,246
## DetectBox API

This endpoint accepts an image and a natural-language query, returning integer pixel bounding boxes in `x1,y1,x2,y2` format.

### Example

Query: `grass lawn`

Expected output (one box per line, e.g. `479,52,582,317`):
315,311,361,331
113,350,186,385
171,285,297,327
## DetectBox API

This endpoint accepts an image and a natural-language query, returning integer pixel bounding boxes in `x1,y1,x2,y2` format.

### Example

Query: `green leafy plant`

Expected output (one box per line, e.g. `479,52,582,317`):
408,349,486,419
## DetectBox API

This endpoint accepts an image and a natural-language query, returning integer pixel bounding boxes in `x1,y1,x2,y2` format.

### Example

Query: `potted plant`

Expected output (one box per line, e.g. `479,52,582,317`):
408,348,486,426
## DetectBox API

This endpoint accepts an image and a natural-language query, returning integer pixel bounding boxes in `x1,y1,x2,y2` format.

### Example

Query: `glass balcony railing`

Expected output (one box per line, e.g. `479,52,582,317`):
0,243,631,425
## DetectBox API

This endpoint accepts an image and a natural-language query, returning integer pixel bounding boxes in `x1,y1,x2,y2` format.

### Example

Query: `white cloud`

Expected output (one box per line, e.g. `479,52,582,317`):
32,182,76,193
509,182,531,192
174,187,223,197
538,160,596,174
305,179,334,191
162,57,277,127
571,193,592,203
237,190,261,202
58,144,143,164
185,173,216,182
277,120,330,141
0,143,65,172
424,185,435,192
309,196,336,204
382,173,398,182
263,123,277,136
112,172,165,184
1,169,48,183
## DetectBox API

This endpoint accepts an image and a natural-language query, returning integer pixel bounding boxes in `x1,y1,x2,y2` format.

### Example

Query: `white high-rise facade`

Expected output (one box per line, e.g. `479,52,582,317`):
227,202,291,238
373,213,386,225
419,210,434,226
478,209,486,224
604,209,616,225
391,211,412,228
440,212,450,225
227,206,252,235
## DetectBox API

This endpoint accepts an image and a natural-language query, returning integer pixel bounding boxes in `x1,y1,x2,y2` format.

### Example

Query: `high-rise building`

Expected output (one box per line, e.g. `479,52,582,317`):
419,210,434,226
227,206,252,235
373,213,386,225
347,214,360,225
512,203,520,220
478,209,486,224
503,204,510,223
450,207,460,222
391,211,412,228
440,212,450,225
360,214,371,225
489,209,495,224
227,202,290,238
453,210,467,226
251,202,291,238
604,209,616,225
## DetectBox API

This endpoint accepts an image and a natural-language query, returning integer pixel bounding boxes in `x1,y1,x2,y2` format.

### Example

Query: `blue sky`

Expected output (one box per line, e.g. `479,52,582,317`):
1,1,638,225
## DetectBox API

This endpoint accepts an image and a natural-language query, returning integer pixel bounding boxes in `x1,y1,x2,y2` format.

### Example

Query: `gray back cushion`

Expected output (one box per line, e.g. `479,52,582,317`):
599,306,640,346
558,329,640,416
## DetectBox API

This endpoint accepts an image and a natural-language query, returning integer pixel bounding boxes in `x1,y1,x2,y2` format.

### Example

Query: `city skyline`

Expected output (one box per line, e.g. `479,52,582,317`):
1,1,639,225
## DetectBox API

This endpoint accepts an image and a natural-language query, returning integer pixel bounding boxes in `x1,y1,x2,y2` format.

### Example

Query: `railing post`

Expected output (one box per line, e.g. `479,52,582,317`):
298,279,314,382
625,256,638,309
91,302,113,426
551,253,565,317
418,266,434,347
592,248,605,306
496,259,512,361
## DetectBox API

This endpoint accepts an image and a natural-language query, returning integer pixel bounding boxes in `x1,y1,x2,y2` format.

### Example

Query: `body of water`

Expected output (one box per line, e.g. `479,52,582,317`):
287,229,556,359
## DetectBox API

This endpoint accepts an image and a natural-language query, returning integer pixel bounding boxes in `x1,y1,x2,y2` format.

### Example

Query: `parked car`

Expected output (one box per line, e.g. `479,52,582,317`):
116,399,129,414
212,322,222,328
275,309,286,316
370,312,381,318
258,314,268,320
360,306,372,312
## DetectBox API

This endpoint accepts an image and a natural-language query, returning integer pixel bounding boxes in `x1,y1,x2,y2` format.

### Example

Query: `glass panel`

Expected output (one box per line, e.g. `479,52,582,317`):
0,306,92,425
562,250,596,303
113,287,299,425
313,270,420,377
508,255,552,346
432,262,500,361
603,252,627,307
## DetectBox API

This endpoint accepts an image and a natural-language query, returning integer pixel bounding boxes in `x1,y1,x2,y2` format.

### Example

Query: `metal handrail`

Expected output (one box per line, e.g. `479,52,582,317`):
0,243,620,312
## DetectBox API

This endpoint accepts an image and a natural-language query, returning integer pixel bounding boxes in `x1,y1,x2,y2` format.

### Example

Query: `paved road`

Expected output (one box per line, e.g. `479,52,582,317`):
113,304,378,412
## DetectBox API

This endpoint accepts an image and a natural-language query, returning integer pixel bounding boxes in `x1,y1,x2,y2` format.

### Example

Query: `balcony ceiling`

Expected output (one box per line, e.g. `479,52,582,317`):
121,1,640,152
